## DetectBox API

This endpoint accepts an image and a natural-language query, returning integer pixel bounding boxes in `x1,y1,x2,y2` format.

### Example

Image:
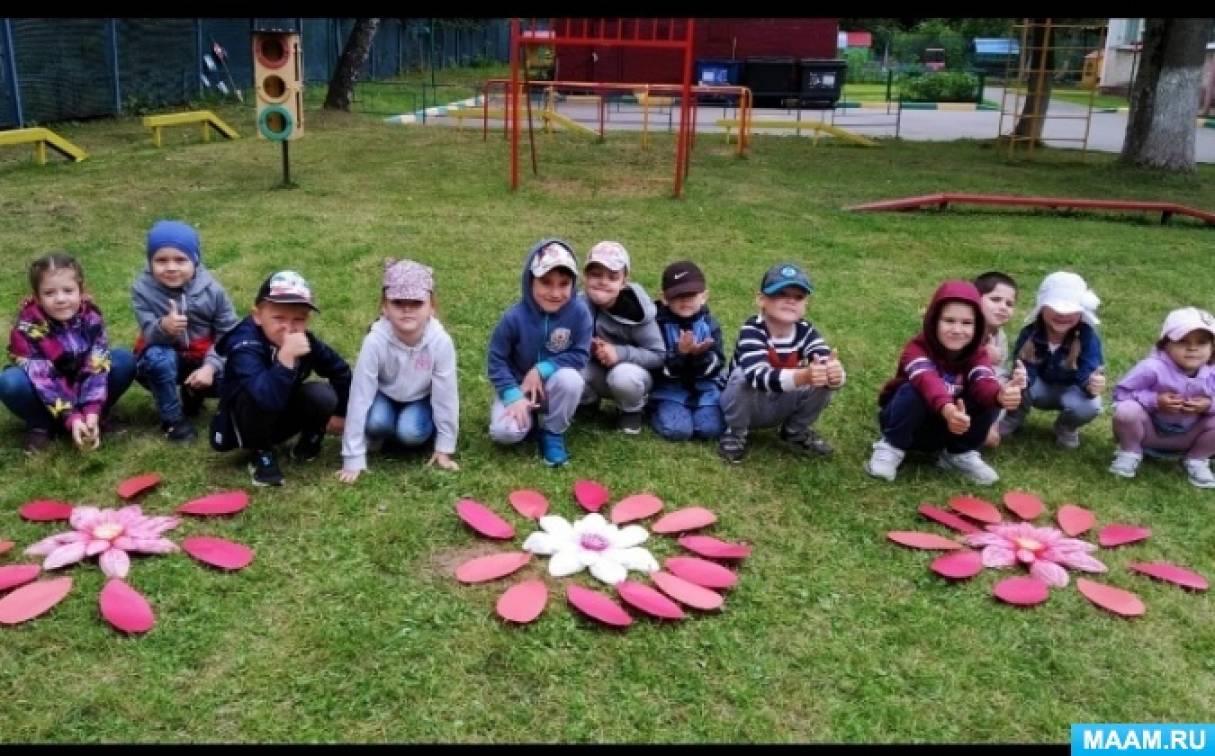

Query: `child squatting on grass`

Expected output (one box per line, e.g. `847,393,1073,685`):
1,252,135,455
866,280,1023,486
973,270,1028,449
337,259,459,484
1110,307,1215,489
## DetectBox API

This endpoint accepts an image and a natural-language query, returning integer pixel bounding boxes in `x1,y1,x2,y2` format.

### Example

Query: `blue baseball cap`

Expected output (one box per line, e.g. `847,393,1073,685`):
761,262,814,295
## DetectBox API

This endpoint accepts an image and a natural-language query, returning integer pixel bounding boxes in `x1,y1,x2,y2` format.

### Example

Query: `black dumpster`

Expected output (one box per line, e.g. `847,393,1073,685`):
798,59,847,108
745,56,797,107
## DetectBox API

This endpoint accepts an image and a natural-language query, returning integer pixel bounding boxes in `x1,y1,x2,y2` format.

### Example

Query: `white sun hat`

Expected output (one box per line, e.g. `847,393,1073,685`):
1025,271,1101,327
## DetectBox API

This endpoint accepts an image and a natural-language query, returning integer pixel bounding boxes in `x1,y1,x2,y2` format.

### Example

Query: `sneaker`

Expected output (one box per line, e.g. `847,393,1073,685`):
717,431,747,464
162,420,197,444
181,386,205,418
291,432,324,462
864,438,905,481
937,449,1000,486
997,413,1022,438
22,428,52,455
538,430,569,467
249,450,285,487
780,425,834,456
1054,420,1081,449
1108,450,1142,479
1182,458,1215,489
618,411,644,435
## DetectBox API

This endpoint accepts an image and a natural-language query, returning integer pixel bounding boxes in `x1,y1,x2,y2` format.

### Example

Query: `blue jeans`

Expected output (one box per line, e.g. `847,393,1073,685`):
365,393,434,447
650,399,724,441
0,348,136,431
879,382,999,454
135,345,213,424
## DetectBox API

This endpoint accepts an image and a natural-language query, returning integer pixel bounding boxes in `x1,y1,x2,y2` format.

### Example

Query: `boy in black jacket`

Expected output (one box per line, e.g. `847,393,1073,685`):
209,270,351,486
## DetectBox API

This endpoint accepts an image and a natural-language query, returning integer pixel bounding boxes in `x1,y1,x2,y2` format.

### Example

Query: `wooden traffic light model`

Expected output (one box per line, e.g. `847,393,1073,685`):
253,30,303,186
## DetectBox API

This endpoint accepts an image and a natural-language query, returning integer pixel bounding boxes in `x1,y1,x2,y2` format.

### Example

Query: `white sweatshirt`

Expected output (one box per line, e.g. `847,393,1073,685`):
341,316,459,470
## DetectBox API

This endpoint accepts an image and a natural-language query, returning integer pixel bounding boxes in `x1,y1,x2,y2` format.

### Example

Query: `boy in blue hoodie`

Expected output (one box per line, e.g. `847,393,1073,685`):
487,239,592,467
209,270,351,487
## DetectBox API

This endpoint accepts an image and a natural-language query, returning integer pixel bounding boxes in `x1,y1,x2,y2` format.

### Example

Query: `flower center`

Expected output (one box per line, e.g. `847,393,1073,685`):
1013,536,1043,552
580,533,610,552
93,523,123,541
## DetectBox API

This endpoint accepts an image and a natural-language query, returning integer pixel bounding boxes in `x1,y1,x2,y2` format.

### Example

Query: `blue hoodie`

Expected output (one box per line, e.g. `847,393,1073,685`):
487,239,592,404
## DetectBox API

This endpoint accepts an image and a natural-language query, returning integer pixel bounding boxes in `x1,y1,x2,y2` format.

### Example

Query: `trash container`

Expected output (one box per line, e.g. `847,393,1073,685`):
696,59,743,102
745,56,797,107
798,59,847,108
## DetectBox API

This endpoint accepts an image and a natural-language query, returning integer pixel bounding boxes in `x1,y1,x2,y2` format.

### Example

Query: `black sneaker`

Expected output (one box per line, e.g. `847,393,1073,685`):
291,432,324,462
618,410,644,435
163,420,197,443
23,428,53,455
249,450,285,487
181,386,205,418
717,431,747,464
780,425,834,457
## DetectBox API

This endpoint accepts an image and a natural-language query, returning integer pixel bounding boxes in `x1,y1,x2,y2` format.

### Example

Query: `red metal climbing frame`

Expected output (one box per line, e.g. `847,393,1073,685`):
509,18,697,198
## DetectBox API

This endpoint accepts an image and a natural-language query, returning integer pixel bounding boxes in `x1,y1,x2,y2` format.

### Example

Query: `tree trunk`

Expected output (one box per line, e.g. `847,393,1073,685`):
1013,19,1055,141
1120,18,1214,171
323,18,381,111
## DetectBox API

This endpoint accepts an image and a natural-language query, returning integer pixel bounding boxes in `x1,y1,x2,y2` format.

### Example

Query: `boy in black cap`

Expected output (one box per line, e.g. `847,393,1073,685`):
209,270,351,486
648,261,727,442
718,262,845,463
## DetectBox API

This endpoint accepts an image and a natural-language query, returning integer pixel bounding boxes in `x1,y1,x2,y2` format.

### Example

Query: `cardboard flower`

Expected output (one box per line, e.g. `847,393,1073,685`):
964,522,1106,587
25,505,179,579
522,513,658,586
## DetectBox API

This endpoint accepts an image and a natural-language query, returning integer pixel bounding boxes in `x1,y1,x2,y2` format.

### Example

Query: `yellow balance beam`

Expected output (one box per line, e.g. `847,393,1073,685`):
141,110,240,147
0,127,88,164
445,108,506,127
715,118,878,148
540,110,598,138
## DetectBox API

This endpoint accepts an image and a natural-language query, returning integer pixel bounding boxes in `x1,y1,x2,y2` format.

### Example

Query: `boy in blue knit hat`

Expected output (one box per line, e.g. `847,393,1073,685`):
131,220,239,442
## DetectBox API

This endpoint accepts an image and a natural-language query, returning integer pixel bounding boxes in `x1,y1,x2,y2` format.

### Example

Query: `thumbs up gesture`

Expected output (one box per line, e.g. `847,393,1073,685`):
805,353,829,387
1086,366,1107,396
161,300,188,337
1010,359,1028,390
942,397,971,435
825,348,845,388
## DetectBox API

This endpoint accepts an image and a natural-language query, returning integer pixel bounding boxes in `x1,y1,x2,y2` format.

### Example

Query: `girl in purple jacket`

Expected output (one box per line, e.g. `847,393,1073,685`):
1110,307,1215,488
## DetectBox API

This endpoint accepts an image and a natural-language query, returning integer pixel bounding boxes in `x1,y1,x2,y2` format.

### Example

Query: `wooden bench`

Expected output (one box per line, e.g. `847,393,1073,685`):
715,118,878,148
141,110,239,147
0,127,88,164
847,193,1215,226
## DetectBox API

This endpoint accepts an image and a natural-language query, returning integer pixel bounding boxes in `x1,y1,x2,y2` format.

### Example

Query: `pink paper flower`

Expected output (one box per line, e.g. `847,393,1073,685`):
964,522,1107,587
24,505,179,579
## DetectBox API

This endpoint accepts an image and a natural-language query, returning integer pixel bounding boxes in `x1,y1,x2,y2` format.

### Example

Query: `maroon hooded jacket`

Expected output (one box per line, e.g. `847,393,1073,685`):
878,280,1001,413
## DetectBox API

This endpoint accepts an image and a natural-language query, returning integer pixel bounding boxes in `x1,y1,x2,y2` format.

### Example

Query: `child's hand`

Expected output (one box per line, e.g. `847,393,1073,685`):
825,349,845,388
277,331,311,367
1183,396,1212,414
161,300,188,337
805,355,829,387
1158,392,1186,413
504,397,533,429
521,368,545,406
1010,359,1028,390
326,415,345,435
596,341,619,368
998,381,1022,411
426,451,460,471
184,364,216,389
336,468,361,484
71,416,100,451
1086,366,1107,396
677,330,698,355
941,398,970,435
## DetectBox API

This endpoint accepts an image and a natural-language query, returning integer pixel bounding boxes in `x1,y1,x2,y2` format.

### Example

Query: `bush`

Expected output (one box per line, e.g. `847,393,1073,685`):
900,71,979,102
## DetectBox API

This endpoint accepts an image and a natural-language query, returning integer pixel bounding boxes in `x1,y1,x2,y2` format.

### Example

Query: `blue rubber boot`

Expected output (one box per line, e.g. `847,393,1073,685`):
538,430,569,467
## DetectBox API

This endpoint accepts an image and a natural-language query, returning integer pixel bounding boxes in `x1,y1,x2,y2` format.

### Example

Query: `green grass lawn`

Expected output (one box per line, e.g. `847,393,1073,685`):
1,105,1214,743
1050,87,1130,110
298,64,511,115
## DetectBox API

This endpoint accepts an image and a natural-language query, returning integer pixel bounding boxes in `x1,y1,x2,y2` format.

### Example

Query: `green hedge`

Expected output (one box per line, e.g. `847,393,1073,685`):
900,71,980,103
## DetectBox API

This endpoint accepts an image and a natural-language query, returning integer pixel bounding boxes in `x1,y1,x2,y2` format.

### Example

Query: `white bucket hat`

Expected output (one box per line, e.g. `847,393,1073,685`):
1025,271,1101,327
1160,306,1215,342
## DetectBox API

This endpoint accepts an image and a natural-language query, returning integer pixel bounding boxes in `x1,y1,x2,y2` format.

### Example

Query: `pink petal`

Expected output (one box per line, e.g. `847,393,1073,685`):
664,556,738,589
99,549,131,579
0,564,42,591
455,499,516,540
992,576,1049,606
565,584,633,627
650,570,724,611
508,489,549,519
1029,559,1070,588
1015,548,1036,564
616,580,685,620
1002,491,1044,520
964,531,1012,548
1056,504,1095,537
1076,578,1145,617
124,538,177,555
99,579,155,633
677,535,752,560
1054,551,1107,574
1098,524,1151,548
918,504,982,534
495,579,548,623
176,490,249,516
887,531,963,551
573,480,610,512
114,505,143,524
116,474,162,500
948,495,1002,524
19,500,73,521
609,493,664,525
0,576,72,624
44,541,89,570
85,540,111,557
651,507,717,534
181,537,254,570
23,532,77,557
454,552,531,584
981,546,1017,568
1128,562,1208,592
112,536,136,551
930,550,984,580
69,506,101,531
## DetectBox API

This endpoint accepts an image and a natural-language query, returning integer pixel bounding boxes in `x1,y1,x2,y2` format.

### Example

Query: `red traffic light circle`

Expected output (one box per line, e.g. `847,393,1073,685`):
254,36,290,69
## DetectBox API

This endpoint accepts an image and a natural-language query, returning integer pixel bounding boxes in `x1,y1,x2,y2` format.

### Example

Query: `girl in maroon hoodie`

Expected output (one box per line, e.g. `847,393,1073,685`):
865,280,1022,485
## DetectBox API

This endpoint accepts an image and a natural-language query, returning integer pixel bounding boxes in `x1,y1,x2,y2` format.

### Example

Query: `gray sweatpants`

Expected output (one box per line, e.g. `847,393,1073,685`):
999,379,1102,435
580,361,652,413
720,369,833,439
489,368,585,444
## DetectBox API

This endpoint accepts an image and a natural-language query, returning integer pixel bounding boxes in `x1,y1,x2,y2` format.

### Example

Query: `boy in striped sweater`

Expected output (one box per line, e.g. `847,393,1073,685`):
718,262,845,464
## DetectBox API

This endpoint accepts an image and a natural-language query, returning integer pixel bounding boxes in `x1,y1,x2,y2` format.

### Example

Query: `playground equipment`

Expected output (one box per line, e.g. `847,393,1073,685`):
716,117,878,147
252,29,303,186
142,110,240,147
0,127,87,164
847,193,1215,226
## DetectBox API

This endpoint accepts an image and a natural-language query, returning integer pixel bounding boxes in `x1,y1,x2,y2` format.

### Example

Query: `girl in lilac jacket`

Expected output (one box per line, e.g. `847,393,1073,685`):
1110,307,1215,488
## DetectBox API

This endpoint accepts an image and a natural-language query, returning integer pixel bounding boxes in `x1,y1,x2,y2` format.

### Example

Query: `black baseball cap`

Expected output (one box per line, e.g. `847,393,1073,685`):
760,262,814,296
255,270,320,312
661,261,707,298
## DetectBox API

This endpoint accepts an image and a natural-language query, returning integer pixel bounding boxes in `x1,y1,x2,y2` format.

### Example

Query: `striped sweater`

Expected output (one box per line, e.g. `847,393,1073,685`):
727,315,832,393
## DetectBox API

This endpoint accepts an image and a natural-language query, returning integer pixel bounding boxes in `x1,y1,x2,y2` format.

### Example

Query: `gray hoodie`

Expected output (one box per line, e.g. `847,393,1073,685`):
341,315,459,470
130,265,240,373
581,282,664,370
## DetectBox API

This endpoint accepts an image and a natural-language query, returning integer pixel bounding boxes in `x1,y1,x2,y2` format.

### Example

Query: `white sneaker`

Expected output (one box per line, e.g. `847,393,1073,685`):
937,450,999,486
1183,458,1215,489
1109,450,1142,478
864,438,905,482
1054,421,1081,449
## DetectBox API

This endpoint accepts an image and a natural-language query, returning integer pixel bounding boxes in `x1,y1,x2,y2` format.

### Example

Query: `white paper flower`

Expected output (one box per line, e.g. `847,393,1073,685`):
522,513,658,586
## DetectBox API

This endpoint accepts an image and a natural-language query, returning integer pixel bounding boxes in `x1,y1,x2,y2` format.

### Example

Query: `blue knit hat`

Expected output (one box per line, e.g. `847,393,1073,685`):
146,220,201,266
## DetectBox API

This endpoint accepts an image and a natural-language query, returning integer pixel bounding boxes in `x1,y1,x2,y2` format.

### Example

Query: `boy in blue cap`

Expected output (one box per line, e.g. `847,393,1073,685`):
718,262,846,463
131,220,239,442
